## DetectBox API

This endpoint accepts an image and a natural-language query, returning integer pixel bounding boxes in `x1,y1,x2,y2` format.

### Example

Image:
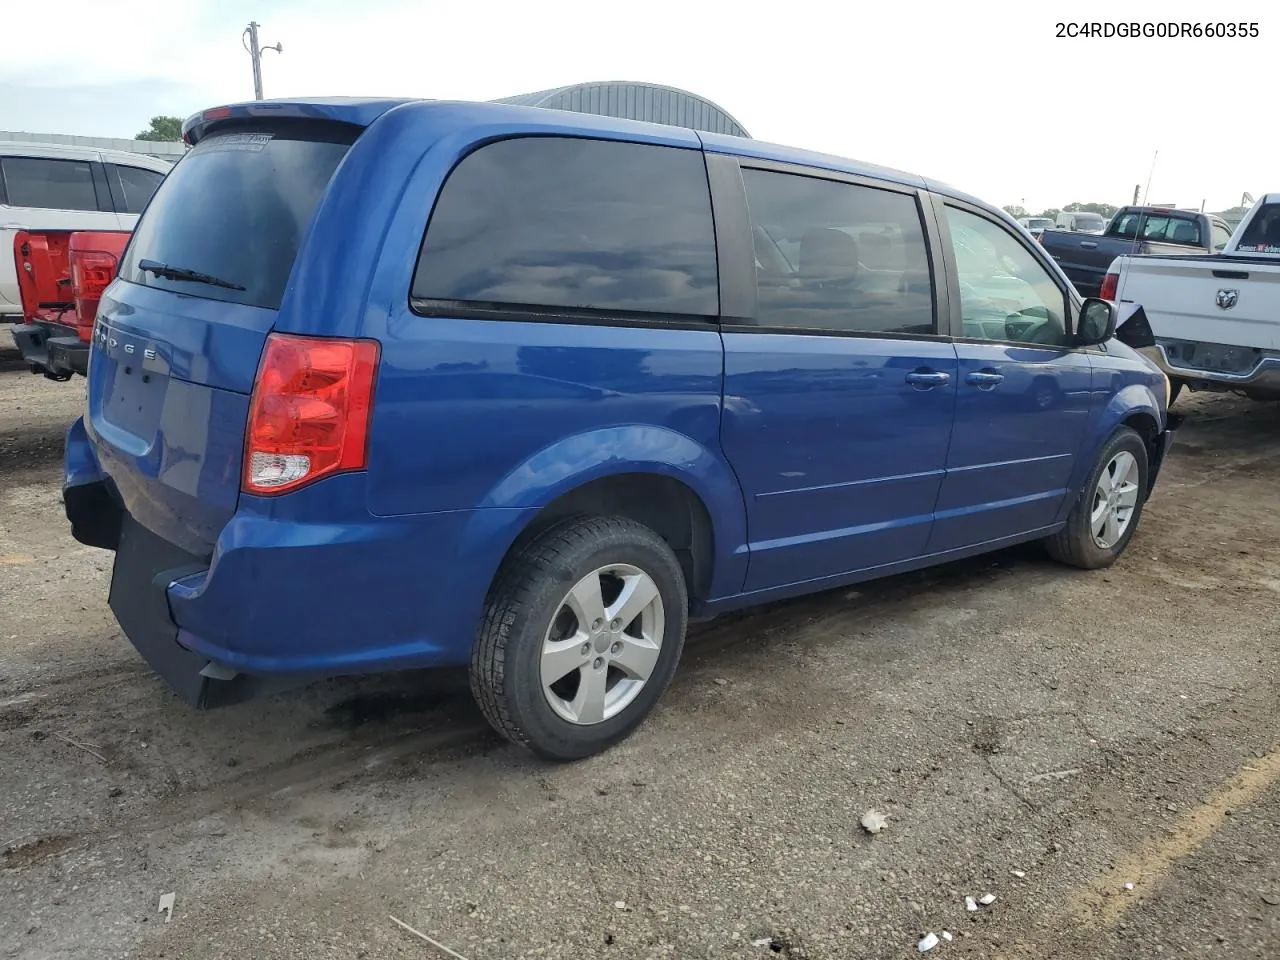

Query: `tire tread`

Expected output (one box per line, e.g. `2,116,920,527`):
1046,426,1147,570
470,516,682,752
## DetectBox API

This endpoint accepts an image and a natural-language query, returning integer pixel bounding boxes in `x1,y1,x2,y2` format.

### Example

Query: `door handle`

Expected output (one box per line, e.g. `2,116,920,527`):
965,370,1005,387
905,369,951,388
1080,241,1098,249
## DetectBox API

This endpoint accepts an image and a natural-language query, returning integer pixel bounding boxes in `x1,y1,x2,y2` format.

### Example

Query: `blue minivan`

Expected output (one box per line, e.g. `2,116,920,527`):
64,98,1176,760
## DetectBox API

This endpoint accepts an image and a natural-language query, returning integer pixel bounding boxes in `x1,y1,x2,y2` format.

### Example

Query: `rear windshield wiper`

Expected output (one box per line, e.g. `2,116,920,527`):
138,259,246,292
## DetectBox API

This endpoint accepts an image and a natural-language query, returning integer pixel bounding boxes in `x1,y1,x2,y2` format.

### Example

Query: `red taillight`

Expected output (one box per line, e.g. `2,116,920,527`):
71,251,118,341
243,334,380,496
1099,270,1119,301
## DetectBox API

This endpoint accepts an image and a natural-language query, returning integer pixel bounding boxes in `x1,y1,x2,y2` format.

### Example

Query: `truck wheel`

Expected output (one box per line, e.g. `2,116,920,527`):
471,516,688,761
1045,427,1149,570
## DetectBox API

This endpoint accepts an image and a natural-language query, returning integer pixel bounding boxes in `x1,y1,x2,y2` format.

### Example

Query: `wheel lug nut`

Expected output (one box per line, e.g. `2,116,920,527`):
591,619,603,631
611,641,622,654
610,619,622,630
581,642,591,655
593,657,604,669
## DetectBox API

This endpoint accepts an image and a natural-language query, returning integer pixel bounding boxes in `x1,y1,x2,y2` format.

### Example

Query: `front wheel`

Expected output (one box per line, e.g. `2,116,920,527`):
1045,427,1149,570
470,516,688,761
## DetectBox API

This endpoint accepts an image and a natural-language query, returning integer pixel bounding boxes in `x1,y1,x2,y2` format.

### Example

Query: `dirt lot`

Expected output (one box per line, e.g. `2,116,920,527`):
2,325,1279,960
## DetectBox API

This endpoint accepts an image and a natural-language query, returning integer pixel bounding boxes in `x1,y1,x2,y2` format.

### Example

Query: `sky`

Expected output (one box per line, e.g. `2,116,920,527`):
2,0,1274,214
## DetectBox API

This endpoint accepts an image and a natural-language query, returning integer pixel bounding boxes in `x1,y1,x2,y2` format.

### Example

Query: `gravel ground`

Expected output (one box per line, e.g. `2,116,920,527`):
2,325,1279,959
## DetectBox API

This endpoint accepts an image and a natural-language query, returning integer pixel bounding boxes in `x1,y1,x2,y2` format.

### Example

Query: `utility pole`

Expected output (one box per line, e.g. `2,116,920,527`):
1132,183,1141,205
244,21,283,100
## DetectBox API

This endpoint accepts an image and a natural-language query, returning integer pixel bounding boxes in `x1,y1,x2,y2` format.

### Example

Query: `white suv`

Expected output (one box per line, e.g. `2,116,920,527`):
0,142,174,318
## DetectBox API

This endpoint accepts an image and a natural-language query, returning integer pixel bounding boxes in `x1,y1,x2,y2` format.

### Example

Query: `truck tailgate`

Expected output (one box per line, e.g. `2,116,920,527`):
1118,258,1280,350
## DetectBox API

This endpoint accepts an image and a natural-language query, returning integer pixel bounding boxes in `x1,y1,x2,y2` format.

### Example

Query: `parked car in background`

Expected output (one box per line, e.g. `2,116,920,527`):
1,142,170,321
1055,211,1107,234
10,229,131,378
64,98,1177,761
1019,216,1054,239
1040,206,1233,298
1103,195,1280,401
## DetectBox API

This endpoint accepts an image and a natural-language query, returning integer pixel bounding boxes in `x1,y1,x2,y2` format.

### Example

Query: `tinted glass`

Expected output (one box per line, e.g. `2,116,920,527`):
945,206,1069,347
413,137,717,316
120,122,357,309
2,157,98,211
116,165,166,214
1236,203,1280,252
741,169,934,335
1212,222,1233,251
1112,212,1201,245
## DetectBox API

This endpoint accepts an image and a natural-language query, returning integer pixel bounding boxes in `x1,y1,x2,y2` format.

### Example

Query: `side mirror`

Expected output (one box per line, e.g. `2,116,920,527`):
1076,297,1117,346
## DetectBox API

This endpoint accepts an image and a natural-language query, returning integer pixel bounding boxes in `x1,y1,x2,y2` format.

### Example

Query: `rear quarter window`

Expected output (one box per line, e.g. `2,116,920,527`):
412,137,718,317
114,165,167,215
119,121,358,309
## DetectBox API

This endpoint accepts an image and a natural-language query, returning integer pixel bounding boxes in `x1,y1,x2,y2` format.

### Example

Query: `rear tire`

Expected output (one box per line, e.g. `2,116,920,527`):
1045,427,1149,570
470,516,688,761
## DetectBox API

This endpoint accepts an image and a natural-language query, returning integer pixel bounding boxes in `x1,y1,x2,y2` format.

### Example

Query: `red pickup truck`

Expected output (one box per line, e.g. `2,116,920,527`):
11,229,129,380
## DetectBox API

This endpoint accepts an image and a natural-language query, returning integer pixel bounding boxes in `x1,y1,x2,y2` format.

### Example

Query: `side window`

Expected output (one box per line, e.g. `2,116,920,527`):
0,157,98,211
413,137,717,316
1211,222,1233,252
944,206,1070,347
115,165,166,214
739,168,935,336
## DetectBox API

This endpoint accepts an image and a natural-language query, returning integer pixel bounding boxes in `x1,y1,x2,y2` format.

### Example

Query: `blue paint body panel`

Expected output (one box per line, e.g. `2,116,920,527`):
928,343,1094,552
720,332,957,590
65,98,1174,694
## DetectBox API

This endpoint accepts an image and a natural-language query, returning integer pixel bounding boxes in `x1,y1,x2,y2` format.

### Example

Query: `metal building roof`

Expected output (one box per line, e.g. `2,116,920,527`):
493,81,750,138
0,130,185,161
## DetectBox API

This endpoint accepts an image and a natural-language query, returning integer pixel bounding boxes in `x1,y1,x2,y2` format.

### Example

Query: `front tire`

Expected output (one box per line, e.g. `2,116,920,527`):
471,516,688,761
1045,427,1149,570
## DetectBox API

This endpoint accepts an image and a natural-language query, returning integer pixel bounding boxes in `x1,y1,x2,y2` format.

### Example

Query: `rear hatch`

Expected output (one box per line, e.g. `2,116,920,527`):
87,119,360,557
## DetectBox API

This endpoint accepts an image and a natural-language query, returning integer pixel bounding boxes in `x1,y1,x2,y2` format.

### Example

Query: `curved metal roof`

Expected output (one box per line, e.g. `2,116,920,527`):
493,81,749,138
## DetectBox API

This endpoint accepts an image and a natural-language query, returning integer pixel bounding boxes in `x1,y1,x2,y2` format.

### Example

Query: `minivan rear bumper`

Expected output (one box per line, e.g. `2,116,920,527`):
66,417,535,707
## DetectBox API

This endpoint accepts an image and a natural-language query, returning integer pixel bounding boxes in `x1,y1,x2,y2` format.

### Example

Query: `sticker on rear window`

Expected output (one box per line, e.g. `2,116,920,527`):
202,132,274,154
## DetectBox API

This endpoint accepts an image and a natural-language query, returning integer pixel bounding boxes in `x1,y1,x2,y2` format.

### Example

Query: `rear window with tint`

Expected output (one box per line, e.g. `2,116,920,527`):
1235,203,1280,252
412,136,718,317
119,122,357,309
1110,212,1202,245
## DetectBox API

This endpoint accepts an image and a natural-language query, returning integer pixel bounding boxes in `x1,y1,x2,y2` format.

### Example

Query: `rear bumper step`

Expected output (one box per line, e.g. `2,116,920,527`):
11,322,88,380
1145,342,1280,394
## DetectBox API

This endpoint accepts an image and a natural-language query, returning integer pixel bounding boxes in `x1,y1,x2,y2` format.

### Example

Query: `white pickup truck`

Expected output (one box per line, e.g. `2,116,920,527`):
1102,195,1280,401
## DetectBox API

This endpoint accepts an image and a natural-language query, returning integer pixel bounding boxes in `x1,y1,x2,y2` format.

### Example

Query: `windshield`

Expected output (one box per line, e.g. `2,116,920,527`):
119,120,358,309
1074,214,1105,231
